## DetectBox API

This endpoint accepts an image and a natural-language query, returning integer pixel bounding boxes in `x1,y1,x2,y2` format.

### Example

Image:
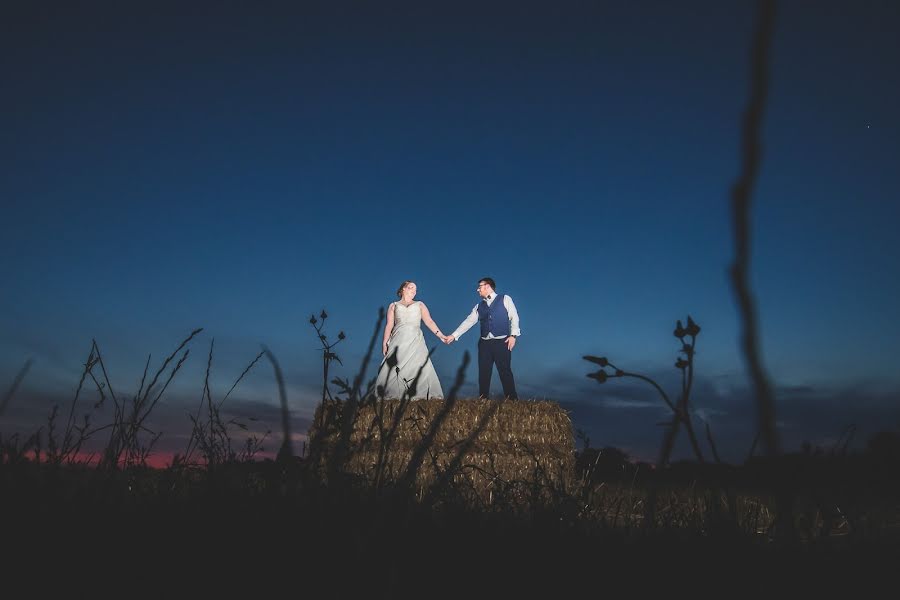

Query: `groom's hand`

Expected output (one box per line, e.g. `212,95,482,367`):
506,336,517,351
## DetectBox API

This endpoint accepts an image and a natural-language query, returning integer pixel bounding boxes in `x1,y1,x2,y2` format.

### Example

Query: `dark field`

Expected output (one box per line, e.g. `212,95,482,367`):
4,435,899,597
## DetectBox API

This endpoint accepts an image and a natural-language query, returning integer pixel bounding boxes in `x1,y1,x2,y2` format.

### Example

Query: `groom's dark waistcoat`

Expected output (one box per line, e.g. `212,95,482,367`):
478,294,511,338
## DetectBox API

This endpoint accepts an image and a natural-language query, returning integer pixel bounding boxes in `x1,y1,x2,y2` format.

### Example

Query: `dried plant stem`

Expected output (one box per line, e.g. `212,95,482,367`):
729,0,779,457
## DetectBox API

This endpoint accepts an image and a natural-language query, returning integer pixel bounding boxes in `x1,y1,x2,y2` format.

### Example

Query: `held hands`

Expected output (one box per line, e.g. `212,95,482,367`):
443,335,455,345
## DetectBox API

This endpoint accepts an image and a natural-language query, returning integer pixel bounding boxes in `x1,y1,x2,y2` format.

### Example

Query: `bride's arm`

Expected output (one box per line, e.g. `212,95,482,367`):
419,303,446,341
382,303,395,355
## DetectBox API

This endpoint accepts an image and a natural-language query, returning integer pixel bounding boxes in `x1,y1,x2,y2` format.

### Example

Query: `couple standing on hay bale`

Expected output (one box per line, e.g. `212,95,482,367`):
374,277,521,401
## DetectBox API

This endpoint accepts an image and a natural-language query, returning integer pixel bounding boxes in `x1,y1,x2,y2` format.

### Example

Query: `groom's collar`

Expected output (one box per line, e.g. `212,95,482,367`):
484,293,495,302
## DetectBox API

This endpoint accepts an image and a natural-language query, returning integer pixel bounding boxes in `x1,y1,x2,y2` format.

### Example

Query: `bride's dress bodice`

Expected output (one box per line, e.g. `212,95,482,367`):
392,301,422,330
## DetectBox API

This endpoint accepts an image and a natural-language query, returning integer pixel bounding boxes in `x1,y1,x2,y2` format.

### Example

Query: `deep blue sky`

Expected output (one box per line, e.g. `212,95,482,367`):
2,0,899,463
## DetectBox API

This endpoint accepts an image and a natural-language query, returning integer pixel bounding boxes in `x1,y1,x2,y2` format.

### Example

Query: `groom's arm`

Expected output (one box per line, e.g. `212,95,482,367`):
448,305,479,341
504,296,521,337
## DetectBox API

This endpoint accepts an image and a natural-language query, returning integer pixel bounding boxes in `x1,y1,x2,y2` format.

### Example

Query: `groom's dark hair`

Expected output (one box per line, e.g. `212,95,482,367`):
479,277,496,290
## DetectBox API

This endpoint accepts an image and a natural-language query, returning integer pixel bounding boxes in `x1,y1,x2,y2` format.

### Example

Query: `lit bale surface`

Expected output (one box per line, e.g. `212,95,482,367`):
308,398,576,502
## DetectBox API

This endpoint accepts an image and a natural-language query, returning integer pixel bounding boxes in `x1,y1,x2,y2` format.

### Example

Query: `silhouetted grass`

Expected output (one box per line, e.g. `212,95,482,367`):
2,303,899,595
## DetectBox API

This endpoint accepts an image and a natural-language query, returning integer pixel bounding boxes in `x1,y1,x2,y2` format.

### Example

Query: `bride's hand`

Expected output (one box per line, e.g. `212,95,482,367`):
382,342,388,356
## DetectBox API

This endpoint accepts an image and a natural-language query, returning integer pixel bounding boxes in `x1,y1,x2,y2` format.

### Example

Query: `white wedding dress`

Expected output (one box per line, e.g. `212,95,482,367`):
373,301,444,399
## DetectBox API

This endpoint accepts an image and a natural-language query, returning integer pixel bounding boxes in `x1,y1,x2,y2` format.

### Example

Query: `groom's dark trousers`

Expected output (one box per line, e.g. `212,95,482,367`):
478,338,518,400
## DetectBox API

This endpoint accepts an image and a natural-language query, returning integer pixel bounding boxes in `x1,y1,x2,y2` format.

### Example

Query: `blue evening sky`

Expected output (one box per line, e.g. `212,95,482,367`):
2,0,899,463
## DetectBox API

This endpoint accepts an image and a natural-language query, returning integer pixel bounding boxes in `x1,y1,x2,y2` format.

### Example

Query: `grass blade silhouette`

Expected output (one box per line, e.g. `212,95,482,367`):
262,345,292,462
1,359,32,416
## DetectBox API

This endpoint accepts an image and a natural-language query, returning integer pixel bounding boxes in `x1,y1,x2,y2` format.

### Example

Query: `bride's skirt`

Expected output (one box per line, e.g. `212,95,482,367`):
373,325,443,399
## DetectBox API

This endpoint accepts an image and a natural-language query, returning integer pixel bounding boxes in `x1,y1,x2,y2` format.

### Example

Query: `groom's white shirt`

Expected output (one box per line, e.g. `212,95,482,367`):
450,293,521,341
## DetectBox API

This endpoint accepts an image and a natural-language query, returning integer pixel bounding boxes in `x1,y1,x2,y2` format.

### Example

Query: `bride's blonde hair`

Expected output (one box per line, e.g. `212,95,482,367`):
396,280,414,298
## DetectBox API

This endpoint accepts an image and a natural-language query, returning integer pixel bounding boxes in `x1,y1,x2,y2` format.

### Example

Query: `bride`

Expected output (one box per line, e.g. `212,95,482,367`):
374,280,445,399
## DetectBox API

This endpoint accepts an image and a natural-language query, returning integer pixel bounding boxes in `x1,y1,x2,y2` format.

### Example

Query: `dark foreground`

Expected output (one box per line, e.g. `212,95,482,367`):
4,462,898,598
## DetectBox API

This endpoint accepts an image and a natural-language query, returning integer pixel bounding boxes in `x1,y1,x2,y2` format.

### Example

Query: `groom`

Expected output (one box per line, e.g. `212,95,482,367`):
445,277,520,400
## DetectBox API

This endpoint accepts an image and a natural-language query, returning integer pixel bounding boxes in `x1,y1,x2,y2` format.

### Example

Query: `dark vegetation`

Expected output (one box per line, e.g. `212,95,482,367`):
2,308,898,595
